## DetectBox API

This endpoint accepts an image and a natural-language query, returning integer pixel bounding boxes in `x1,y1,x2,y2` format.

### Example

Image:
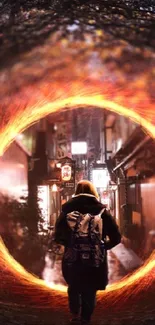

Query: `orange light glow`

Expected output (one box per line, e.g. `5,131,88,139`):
61,165,72,181
0,24,155,319
0,81,155,307
0,237,155,308
0,94,155,156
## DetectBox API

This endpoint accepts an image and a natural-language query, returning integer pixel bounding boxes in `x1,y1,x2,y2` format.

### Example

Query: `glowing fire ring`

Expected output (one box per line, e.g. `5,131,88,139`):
0,14,155,321
0,85,155,306
1,93,155,157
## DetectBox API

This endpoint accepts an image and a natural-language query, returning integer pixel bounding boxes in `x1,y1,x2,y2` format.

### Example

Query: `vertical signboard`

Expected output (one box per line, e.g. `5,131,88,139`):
59,157,75,194
56,112,72,159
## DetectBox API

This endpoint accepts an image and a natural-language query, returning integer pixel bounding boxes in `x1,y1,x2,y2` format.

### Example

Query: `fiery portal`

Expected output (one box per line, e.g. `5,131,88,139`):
0,1,155,323
0,46,155,324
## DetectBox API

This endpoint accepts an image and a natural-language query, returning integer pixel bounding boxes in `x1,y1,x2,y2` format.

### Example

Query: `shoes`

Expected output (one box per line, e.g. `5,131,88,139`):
70,317,80,324
69,317,90,324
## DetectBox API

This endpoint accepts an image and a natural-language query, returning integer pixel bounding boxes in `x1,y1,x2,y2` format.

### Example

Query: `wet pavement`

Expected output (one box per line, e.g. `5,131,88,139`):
42,242,144,286
0,247,154,325
42,248,128,285
107,250,127,283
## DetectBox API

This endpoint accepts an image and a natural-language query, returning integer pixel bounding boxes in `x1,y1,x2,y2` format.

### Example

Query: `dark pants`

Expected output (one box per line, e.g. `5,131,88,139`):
68,286,97,322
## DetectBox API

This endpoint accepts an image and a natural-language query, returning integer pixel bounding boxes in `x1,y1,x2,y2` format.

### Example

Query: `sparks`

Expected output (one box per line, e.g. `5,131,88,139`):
0,2,155,320
0,93,155,157
0,237,155,306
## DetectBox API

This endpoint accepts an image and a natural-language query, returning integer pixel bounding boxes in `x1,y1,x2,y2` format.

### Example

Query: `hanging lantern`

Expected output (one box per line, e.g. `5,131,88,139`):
61,164,72,181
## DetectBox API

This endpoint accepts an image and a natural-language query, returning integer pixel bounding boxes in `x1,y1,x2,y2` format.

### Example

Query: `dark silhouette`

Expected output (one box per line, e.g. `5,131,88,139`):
55,180,121,324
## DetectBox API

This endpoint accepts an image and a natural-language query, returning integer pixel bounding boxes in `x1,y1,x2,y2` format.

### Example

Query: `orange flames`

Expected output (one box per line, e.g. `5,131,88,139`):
0,237,155,296
0,34,155,156
0,24,155,322
0,236,155,316
0,84,155,157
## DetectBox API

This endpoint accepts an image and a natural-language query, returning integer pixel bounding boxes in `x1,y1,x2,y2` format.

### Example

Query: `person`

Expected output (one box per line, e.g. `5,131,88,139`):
55,180,121,324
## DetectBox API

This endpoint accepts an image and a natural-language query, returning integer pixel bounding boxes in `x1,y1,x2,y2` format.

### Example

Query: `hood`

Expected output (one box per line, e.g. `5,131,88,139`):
62,193,106,216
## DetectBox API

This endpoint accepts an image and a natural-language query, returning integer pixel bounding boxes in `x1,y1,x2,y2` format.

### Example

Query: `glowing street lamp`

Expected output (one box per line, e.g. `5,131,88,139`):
51,183,58,192
56,162,61,168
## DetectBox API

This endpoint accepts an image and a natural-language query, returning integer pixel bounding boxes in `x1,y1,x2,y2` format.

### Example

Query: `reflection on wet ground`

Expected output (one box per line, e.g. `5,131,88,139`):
42,246,135,286
108,250,127,284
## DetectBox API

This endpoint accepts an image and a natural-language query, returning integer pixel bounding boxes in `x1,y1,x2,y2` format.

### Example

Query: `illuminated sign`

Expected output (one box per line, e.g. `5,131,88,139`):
101,192,109,206
71,141,87,155
92,168,110,188
61,164,72,181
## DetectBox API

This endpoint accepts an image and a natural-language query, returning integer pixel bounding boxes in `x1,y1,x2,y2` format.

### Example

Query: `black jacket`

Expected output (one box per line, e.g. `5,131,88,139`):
55,194,121,290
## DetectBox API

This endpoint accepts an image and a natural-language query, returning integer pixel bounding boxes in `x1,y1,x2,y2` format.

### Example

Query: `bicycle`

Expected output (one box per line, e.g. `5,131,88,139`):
47,225,64,268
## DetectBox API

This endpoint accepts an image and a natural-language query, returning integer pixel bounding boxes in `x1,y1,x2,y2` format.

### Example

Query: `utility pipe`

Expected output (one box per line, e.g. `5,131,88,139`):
113,135,151,172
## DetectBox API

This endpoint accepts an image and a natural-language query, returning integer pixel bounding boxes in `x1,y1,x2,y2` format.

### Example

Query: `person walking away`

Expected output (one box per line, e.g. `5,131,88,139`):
55,180,121,324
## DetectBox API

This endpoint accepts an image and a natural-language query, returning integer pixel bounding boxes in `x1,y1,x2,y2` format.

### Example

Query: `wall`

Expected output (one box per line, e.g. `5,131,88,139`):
112,116,137,154
140,176,155,233
16,123,39,156
0,141,28,199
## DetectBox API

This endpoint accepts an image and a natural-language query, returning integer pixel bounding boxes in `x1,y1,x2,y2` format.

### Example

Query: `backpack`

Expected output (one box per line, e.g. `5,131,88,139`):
63,209,105,268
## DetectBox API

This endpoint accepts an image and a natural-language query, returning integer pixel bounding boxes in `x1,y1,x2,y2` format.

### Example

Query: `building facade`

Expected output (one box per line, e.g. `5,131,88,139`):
104,114,155,256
